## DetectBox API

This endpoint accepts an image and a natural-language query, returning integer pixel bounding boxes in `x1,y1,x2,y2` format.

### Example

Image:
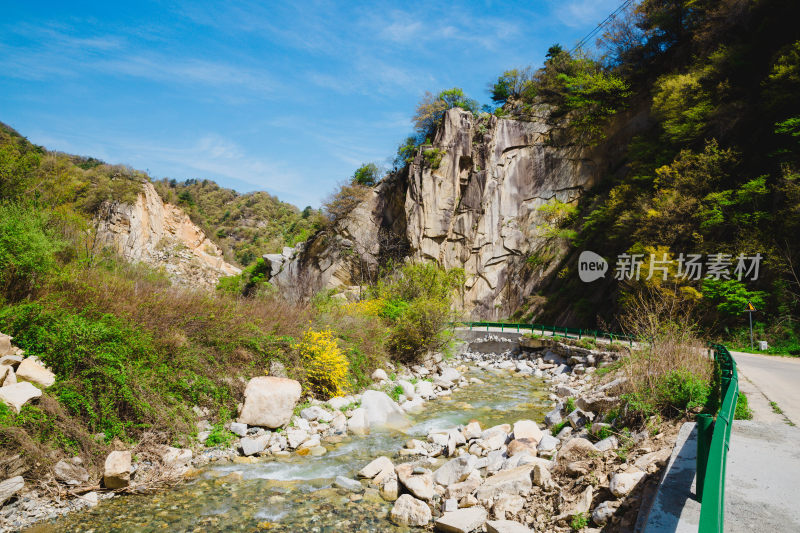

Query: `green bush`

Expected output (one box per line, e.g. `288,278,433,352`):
0,204,64,299
623,368,712,419
734,393,753,420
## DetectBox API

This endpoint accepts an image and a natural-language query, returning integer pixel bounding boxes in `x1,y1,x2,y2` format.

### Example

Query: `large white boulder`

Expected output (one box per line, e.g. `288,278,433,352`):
15,358,55,388
416,380,436,399
396,462,434,501
609,469,646,497
476,465,534,503
103,451,131,489
0,365,15,387
237,376,301,428
358,456,394,479
0,382,41,413
360,390,409,429
347,407,369,435
54,459,89,486
434,455,477,487
390,494,432,526
0,334,12,356
512,420,543,444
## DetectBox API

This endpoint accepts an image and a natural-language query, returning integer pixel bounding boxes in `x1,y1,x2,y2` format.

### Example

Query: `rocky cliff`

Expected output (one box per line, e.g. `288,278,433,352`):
95,182,241,287
267,107,643,317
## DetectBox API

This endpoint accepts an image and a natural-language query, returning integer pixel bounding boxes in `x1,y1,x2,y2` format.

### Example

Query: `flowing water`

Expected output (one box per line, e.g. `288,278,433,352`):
30,366,550,533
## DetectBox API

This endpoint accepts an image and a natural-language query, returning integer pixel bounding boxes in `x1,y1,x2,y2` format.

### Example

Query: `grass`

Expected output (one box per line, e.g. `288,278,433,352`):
734,393,753,420
570,511,588,530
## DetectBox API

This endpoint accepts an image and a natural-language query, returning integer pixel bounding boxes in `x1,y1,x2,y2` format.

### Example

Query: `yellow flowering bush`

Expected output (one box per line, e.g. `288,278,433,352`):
296,328,350,398
342,298,386,317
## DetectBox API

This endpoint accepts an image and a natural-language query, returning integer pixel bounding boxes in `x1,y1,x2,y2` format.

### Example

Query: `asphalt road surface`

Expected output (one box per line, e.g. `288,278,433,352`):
731,350,800,425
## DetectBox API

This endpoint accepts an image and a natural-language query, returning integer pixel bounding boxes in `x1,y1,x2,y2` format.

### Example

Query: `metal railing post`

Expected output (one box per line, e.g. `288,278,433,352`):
696,414,714,502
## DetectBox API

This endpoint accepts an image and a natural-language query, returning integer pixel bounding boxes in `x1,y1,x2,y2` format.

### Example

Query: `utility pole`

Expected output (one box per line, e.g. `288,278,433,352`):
744,301,756,351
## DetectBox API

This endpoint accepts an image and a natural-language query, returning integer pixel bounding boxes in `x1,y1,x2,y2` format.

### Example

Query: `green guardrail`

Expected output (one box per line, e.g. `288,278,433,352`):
696,343,738,533
458,321,636,347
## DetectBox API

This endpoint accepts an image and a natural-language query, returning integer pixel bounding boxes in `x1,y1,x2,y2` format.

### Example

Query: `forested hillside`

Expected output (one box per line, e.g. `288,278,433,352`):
483,0,800,353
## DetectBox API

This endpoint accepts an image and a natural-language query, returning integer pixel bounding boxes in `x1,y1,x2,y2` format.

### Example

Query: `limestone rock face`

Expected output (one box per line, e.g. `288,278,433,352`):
265,106,636,318
237,376,301,428
95,182,240,288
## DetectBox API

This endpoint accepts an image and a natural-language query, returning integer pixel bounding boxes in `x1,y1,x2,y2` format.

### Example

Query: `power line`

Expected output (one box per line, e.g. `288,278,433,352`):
570,0,635,54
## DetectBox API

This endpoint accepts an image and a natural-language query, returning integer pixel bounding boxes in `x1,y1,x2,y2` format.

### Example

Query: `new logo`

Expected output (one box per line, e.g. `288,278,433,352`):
578,251,608,282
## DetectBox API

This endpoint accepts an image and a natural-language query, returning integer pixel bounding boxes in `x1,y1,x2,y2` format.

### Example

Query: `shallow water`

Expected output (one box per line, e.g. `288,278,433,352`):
30,367,550,533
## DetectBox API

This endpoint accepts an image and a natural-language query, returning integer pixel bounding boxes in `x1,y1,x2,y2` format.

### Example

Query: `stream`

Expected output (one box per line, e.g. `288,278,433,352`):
29,366,551,533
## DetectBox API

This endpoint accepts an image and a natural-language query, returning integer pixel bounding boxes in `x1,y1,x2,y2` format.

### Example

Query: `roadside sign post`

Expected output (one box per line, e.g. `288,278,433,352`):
745,301,756,351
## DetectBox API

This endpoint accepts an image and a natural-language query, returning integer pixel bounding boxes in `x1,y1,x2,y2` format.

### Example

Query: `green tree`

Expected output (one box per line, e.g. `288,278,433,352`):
413,88,479,139
351,162,381,186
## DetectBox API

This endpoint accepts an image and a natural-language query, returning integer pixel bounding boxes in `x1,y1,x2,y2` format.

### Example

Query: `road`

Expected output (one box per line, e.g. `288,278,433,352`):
731,350,800,425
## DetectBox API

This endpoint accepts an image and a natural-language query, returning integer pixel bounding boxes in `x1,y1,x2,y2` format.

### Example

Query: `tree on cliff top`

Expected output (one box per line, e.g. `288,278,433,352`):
412,87,479,140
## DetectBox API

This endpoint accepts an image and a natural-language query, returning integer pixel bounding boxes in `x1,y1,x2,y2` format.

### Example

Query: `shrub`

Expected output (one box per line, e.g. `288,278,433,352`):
734,393,753,420
0,204,64,300
351,163,381,186
296,328,350,399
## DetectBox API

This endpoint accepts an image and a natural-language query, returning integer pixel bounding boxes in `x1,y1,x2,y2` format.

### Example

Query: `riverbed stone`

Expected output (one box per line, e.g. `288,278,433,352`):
237,376,301,428
361,390,409,429
592,500,619,525
359,456,394,479
0,476,24,506
103,450,131,489
286,428,309,449
0,382,41,413
347,407,369,435
544,407,562,428
0,355,22,368
0,334,12,356
334,476,363,492
440,367,461,383
15,358,55,388
398,380,415,397
241,434,270,456
507,438,538,457
492,494,525,519
300,405,334,422
595,435,618,452
536,435,559,453
434,455,477,486
445,471,482,500
463,421,482,440
229,422,248,437
557,437,598,463
327,396,351,411
486,519,534,533
476,465,534,503
390,494,431,526
609,469,646,497
512,420,542,444
416,380,436,399
162,447,192,468
396,462,434,501
371,369,389,381
0,365,14,387
435,506,487,533
54,459,89,486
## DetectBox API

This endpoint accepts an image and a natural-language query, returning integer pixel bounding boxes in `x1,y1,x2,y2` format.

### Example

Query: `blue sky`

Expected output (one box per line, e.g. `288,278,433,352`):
1,0,620,208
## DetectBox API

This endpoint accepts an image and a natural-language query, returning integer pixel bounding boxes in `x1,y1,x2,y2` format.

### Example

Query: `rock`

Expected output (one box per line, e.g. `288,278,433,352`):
297,436,321,452
103,450,131,489
532,463,554,489
268,360,288,378
566,408,592,429
371,369,389,381
634,448,672,471
416,380,436,399
396,462,434,501
15,358,56,388
440,367,461,383
237,376,301,428
229,422,248,437
543,351,567,365
398,379,415,397
445,471,482,500
556,437,598,464
492,494,525,519
390,494,432,526
463,421,482,440
0,476,24,506
0,365,14,387
347,407,369,435
162,447,193,468
435,506,488,533
556,385,577,398
83,491,99,508
486,449,506,473
486,519,534,533
300,405,334,422
286,428,309,449
592,500,618,526
544,407,563,428
327,396,352,410
334,476,363,493
358,456,394,479
435,455,477,486
595,436,618,452
512,420,542,444
576,394,618,413
476,465,534,503
0,355,22,368
0,382,41,413
241,435,270,456
536,435,559,453
568,485,594,517
0,334,12,356
609,469,646,497
380,477,399,501
54,459,90,486
566,461,590,477
506,438,538,457
443,497,459,512
360,390,409,429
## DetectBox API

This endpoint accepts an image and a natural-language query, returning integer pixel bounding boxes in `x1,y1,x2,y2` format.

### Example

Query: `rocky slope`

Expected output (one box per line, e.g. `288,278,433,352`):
267,106,644,317
95,182,240,287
